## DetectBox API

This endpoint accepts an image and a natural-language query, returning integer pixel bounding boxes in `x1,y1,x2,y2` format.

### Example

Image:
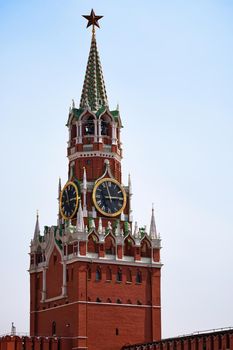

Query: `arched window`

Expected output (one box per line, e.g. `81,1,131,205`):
116,298,122,304
101,120,108,135
52,321,56,336
116,268,122,282
96,267,101,281
87,234,98,253
84,116,94,135
106,266,112,281
126,269,132,283
141,238,151,258
136,270,142,284
127,299,132,304
105,235,116,255
107,298,112,303
137,300,142,305
96,297,101,303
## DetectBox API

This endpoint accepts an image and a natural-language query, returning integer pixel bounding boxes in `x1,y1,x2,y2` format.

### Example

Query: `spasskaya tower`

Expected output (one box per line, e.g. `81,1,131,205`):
29,10,162,350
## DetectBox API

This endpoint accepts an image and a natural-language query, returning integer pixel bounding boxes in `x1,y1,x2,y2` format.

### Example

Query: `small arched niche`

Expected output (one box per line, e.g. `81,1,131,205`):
141,237,152,258
105,234,116,255
87,233,99,254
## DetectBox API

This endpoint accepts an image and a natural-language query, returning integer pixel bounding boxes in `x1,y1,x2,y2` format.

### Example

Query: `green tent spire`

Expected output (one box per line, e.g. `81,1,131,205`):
79,31,108,112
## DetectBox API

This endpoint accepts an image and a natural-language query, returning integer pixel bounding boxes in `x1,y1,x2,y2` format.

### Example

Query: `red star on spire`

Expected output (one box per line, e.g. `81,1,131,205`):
82,9,103,29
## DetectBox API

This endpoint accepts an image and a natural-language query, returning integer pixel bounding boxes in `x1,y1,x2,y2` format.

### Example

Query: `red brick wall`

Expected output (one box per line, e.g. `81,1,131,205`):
30,260,161,349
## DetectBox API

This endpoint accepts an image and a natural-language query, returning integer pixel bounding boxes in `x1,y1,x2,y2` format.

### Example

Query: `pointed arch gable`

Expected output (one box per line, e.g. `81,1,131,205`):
140,236,152,258
87,232,99,254
80,110,97,122
124,234,135,257
105,232,116,255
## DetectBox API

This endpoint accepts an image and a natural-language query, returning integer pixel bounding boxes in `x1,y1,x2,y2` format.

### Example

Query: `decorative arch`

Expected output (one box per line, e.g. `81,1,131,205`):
124,235,135,257
99,112,113,137
141,236,152,258
87,232,99,254
105,233,116,255
80,112,97,138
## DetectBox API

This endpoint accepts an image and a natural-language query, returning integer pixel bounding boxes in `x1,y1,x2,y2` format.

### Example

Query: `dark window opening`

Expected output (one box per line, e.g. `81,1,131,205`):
96,297,101,303
136,270,142,284
116,328,119,336
84,117,94,135
96,268,101,281
52,321,56,336
101,120,108,135
107,298,112,303
116,269,122,282
116,299,122,304
137,300,142,305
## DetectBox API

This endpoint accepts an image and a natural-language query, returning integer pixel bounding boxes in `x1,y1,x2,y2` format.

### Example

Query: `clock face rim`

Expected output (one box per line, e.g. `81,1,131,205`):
59,181,79,220
92,177,127,217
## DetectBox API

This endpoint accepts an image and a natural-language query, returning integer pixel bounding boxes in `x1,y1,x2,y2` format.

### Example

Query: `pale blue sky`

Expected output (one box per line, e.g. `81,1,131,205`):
1,0,233,338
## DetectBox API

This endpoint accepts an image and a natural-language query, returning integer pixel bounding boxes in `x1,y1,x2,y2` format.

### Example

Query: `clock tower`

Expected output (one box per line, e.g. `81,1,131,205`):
29,10,162,350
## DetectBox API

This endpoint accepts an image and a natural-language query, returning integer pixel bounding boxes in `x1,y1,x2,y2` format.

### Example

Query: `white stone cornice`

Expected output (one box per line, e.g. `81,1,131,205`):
68,150,122,163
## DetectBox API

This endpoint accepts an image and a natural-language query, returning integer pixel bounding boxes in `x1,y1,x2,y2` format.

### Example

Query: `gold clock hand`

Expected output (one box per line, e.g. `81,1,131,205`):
106,183,112,203
65,189,70,205
105,196,123,200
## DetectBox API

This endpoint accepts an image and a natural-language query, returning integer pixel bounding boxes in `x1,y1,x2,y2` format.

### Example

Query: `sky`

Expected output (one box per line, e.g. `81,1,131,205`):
1,0,233,339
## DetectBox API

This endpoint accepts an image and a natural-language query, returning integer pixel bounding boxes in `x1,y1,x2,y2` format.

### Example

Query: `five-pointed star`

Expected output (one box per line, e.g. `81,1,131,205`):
82,9,103,29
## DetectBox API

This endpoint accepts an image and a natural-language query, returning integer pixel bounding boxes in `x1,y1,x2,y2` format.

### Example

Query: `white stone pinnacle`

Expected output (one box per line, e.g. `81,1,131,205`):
98,217,103,235
34,211,40,240
76,201,84,233
149,204,157,239
83,167,87,191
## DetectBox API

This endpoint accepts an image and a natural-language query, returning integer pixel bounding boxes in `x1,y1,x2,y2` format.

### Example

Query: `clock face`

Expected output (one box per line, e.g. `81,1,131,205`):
92,178,126,217
59,181,79,220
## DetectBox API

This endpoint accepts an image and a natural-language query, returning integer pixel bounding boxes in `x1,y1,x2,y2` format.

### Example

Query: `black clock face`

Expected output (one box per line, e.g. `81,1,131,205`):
60,181,79,220
93,178,126,217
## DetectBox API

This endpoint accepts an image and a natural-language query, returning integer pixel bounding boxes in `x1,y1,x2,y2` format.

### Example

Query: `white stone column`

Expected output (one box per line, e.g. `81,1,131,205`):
78,121,82,143
94,120,98,142
112,123,117,145
62,260,67,296
41,266,46,302
98,120,102,143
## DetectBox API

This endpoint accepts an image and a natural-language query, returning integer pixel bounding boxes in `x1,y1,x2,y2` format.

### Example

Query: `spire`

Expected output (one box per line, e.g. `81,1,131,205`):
83,167,87,190
76,201,84,233
34,211,40,240
128,173,132,195
98,217,103,235
149,204,157,239
80,11,108,111
58,177,61,198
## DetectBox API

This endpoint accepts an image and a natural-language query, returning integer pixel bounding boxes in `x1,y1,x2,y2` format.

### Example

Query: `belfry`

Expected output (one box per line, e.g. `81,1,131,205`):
29,10,162,350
